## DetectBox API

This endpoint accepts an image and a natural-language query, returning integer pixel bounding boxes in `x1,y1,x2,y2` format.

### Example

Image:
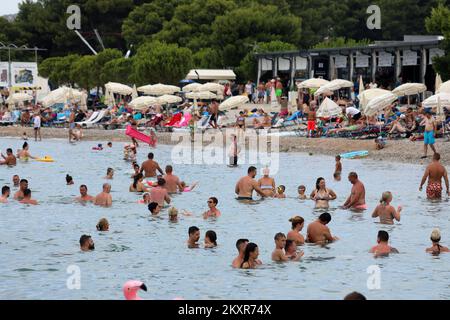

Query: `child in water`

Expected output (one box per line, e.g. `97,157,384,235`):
297,185,307,199
275,185,286,198
180,181,199,192
22,132,28,140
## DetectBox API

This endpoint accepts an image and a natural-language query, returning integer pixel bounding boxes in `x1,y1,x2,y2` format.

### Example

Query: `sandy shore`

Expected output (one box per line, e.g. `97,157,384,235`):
1,125,449,166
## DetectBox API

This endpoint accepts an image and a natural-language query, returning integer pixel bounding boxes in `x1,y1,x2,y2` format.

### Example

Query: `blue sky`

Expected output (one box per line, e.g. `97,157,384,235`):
1,0,24,16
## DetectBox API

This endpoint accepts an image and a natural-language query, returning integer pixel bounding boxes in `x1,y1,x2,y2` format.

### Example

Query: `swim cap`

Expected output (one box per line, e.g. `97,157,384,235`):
431,229,441,242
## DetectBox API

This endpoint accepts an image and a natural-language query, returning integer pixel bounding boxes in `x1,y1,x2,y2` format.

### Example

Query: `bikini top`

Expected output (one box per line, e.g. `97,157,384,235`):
314,189,330,201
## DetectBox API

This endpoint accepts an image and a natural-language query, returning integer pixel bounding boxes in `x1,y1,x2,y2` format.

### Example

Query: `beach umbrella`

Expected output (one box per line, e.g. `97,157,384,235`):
132,84,138,100
327,79,354,91
297,78,330,89
185,91,217,100
435,74,442,93
437,80,450,94
6,92,33,105
105,82,133,96
182,82,202,92
129,96,158,110
422,93,450,108
358,75,364,96
392,83,427,97
317,97,342,118
219,95,249,111
197,82,224,93
359,88,391,113
138,83,180,96
364,92,398,117
156,94,182,105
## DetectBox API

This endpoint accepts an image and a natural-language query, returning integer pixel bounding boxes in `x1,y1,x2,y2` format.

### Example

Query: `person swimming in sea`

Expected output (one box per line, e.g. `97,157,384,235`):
274,185,286,198
369,230,399,257
240,243,262,269
96,218,109,231
16,142,36,161
180,181,198,192
297,185,308,200
203,197,221,219
66,174,74,185
287,216,305,245
426,229,449,255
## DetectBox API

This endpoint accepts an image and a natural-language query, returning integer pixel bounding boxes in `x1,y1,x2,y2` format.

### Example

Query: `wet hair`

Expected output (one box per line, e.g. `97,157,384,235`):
274,232,286,241
290,216,304,229
189,226,200,236
6,148,12,154
349,172,358,179
285,239,295,252
165,165,173,173
378,230,389,242
433,153,441,161
168,207,178,217
23,142,28,149
2,185,10,195
133,173,143,189
66,174,73,183
315,177,325,191
148,202,159,213
208,197,218,205
235,238,249,251
96,218,109,231
205,230,217,246
241,243,258,267
107,168,113,175
79,235,91,247
157,178,166,186
344,292,366,300
23,189,31,197
248,166,257,174
147,153,154,159
319,212,332,223
380,191,392,206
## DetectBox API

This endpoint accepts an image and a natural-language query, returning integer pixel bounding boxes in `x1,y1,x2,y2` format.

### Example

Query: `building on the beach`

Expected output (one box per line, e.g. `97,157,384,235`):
256,35,445,92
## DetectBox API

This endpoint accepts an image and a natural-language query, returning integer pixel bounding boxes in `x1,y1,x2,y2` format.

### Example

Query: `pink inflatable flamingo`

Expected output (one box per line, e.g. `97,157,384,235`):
123,280,147,300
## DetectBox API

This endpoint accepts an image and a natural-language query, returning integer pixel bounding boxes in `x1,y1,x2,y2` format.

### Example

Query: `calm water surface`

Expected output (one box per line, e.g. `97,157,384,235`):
0,137,449,300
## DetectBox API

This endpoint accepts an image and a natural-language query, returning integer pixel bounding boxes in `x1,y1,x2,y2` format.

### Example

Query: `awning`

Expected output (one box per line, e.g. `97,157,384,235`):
186,69,236,81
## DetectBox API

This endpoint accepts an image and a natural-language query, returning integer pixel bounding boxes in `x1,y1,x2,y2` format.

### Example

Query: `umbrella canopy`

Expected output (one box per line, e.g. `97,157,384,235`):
197,82,224,93
132,84,138,100
129,96,158,110
364,92,398,117
435,74,442,93
156,94,182,105
105,82,133,95
40,87,85,107
327,79,353,91
437,80,450,94
392,83,427,97
6,93,33,104
297,78,329,89
314,86,334,97
219,96,249,111
185,91,217,100
317,97,342,118
138,83,180,96
358,75,365,96
182,82,202,92
422,93,450,108
359,88,391,113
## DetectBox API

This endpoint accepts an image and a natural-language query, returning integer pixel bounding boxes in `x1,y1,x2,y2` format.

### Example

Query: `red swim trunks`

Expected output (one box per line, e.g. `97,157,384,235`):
307,120,316,131
427,182,442,199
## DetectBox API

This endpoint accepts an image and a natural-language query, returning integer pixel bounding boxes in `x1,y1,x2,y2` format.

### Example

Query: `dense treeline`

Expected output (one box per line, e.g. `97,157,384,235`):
0,0,448,87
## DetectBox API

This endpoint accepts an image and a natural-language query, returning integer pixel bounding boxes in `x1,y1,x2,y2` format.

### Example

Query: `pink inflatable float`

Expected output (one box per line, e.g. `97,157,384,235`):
123,280,147,300
125,125,157,147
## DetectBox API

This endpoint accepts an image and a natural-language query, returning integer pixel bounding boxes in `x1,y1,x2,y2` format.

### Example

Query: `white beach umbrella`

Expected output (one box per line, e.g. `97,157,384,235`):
182,82,202,92
132,84,138,100
327,79,353,91
197,82,224,93
317,97,342,118
358,75,365,96
219,95,249,111
364,92,398,117
185,91,217,100
129,96,158,110
359,88,391,113
297,78,330,89
422,93,450,108
6,92,33,105
437,80,450,94
105,82,133,96
156,94,182,105
314,85,334,97
392,83,427,97
435,74,442,93
138,83,180,96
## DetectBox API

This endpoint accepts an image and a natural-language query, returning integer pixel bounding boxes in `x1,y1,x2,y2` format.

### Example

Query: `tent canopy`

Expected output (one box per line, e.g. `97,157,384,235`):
186,69,236,81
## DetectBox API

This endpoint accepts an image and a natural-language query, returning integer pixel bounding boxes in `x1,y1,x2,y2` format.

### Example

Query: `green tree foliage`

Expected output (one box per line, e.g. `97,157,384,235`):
313,38,373,49
101,57,133,84
70,55,97,89
132,40,193,85
192,48,223,69
38,54,80,86
93,48,123,86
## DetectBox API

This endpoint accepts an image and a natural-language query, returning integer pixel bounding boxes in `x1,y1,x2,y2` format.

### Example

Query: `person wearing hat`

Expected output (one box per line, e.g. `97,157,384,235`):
426,229,449,254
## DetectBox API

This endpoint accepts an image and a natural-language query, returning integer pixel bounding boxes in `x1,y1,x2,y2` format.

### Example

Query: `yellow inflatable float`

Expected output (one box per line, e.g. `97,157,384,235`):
35,156,55,163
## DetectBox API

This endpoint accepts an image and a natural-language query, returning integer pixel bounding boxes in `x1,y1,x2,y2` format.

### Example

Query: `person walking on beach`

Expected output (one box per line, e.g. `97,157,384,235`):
342,172,367,210
306,101,317,138
419,153,449,199
140,153,163,178
94,183,112,207
229,134,239,167
421,111,437,159
208,99,219,129
235,166,266,200
33,112,41,141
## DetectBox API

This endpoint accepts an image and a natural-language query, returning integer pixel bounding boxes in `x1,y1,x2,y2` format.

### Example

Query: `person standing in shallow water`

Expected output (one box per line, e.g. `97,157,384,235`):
342,172,366,210
419,153,449,200
371,191,402,224
426,229,449,254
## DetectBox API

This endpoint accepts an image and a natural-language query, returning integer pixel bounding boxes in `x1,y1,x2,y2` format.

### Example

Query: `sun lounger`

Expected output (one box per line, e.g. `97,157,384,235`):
77,111,99,126
85,110,107,128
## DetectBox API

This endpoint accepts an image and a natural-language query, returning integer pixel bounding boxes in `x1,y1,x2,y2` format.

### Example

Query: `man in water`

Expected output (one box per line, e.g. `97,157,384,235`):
80,235,95,252
203,197,221,219
0,186,10,203
421,111,437,159
12,175,20,187
419,153,449,199
0,148,17,166
148,202,161,216
369,230,399,257
342,172,366,210
272,233,292,262
232,239,249,268
94,183,113,207
75,185,95,202
19,189,38,205
187,226,200,248
235,166,266,200
306,212,339,244
105,168,114,180
14,179,28,200
150,178,171,207
163,165,183,193
140,153,164,178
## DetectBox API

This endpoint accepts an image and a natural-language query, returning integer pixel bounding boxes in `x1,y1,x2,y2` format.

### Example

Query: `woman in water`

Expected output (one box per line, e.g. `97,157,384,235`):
131,163,140,179
66,174,74,185
426,229,449,254
371,191,402,225
240,243,262,269
310,177,337,209
105,168,114,180
96,218,109,231
258,168,275,197
129,173,150,193
204,230,217,248
287,216,305,245
16,142,36,161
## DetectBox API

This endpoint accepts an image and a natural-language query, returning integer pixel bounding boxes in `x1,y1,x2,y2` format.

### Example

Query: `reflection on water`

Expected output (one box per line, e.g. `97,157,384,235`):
0,137,449,300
